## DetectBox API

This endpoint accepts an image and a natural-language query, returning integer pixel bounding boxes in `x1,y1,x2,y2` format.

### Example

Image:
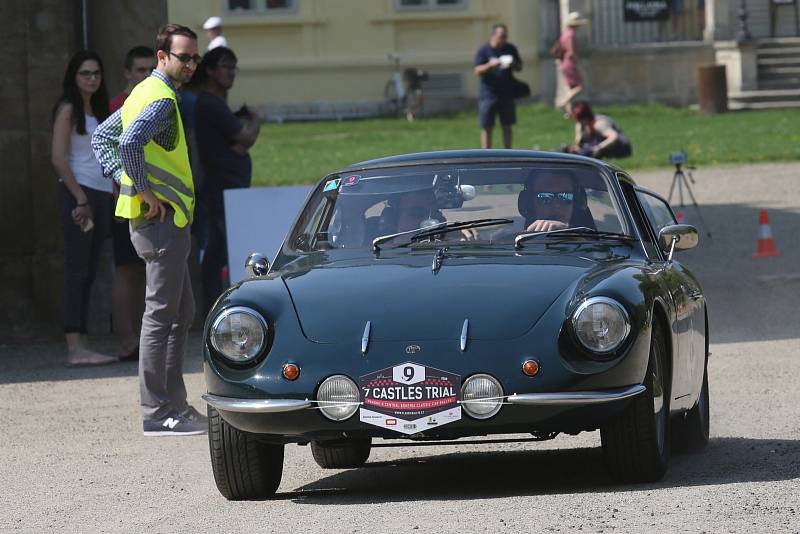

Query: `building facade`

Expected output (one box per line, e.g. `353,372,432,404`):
169,0,799,114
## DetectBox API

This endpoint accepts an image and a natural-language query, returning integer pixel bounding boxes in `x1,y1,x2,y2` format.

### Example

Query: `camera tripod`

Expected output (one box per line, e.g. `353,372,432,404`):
667,162,711,237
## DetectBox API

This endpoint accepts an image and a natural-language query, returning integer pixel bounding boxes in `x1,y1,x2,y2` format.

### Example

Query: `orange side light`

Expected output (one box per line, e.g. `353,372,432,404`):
522,360,540,377
282,363,300,381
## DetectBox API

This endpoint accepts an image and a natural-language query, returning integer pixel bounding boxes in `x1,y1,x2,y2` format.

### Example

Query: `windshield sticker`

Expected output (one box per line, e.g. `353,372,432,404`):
342,174,360,187
359,362,461,435
323,178,340,192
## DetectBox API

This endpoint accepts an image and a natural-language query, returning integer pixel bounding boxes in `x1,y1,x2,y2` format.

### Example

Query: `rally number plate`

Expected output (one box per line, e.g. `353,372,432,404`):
359,362,461,435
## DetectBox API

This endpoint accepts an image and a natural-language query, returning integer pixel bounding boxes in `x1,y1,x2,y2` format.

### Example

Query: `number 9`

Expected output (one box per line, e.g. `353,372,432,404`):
403,366,414,381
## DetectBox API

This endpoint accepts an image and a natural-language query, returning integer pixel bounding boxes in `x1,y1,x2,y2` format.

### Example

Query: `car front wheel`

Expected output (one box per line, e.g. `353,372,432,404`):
310,439,372,469
601,322,670,483
208,406,284,500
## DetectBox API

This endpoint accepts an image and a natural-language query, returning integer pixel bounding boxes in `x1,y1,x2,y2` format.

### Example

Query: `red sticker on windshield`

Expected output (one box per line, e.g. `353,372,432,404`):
343,175,360,187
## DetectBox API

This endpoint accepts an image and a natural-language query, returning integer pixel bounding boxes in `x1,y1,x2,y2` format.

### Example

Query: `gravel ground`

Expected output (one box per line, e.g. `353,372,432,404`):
2,162,800,533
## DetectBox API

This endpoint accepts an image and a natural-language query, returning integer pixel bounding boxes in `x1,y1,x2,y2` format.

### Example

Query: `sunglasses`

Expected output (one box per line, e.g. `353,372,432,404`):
535,191,575,205
77,70,102,80
168,51,203,65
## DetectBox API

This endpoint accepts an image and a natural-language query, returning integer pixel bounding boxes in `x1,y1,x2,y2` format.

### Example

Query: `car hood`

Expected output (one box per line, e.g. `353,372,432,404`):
282,250,604,343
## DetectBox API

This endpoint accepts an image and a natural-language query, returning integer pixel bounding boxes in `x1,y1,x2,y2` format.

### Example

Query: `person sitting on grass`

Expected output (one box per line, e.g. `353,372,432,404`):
564,101,632,160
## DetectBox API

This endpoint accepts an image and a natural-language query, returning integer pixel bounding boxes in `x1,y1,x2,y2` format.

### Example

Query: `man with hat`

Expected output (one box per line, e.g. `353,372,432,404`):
203,16,228,51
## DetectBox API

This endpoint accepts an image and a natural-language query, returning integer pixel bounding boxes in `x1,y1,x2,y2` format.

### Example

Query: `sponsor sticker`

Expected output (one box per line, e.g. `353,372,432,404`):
342,174,360,187
323,178,340,192
359,362,461,435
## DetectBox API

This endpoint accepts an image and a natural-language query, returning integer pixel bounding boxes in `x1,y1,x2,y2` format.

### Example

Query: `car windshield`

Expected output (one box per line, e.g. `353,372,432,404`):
289,162,629,251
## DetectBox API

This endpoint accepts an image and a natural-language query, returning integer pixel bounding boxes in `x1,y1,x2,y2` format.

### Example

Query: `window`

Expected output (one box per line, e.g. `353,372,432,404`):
227,0,296,14
636,189,677,238
396,0,466,10
290,163,628,252
619,181,659,259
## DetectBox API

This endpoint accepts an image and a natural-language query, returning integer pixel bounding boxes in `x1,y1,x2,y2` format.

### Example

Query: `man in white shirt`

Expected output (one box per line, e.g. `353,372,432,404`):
203,16,228,51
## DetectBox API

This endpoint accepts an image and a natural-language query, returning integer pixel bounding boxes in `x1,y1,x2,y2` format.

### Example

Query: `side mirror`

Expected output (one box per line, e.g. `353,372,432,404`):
658,224,698,260
459,184,476,201
245,253,270,278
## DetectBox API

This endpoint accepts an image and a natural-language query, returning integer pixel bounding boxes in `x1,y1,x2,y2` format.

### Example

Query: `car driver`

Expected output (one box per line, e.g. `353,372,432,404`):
525,171,576,232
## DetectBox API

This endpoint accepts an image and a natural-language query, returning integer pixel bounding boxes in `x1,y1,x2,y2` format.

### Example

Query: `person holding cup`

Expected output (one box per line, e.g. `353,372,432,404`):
474,23,522,149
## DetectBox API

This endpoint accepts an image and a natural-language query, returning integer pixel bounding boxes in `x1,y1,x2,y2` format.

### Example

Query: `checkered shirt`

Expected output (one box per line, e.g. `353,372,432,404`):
92,70,180,193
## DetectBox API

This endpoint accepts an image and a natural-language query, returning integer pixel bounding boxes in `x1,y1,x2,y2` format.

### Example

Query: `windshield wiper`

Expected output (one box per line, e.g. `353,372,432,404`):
409,218,513,245
372,221,450,252
514,227,635,249
372,218,513,253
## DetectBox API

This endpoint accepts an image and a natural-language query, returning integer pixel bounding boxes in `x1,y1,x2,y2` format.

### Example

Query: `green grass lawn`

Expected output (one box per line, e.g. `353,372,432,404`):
250,104,800,186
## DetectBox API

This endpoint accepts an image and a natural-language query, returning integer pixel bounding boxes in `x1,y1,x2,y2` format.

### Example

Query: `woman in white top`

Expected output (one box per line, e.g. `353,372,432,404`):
51,50,117,367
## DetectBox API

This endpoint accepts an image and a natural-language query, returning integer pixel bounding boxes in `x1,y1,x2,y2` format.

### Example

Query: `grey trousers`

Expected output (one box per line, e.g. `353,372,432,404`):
130,213,195,420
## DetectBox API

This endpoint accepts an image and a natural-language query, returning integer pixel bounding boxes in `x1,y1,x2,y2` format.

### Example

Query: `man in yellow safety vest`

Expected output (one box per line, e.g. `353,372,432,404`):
92,24,206,436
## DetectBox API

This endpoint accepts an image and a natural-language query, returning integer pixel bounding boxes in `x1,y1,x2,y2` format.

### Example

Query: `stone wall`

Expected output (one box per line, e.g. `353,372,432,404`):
0,1,165,343
547,42,717,107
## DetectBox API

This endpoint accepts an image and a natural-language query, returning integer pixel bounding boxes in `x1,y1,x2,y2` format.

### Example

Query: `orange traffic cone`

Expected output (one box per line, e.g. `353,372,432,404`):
753,209,781,258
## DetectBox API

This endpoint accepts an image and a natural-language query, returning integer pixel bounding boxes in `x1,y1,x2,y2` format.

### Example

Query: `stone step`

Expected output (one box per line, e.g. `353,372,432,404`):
760,80,800,90
728,100,800,111
758,48,800,61
728,88,800,103
757,37,800,48
758,57,800,66
759,65,800,76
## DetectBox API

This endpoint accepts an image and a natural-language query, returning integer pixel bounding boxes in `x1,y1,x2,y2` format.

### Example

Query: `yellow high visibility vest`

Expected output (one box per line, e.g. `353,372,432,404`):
116,75,194,227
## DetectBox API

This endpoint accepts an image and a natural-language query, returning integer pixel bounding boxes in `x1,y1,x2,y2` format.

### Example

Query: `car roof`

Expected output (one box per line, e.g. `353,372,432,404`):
335,149,632,184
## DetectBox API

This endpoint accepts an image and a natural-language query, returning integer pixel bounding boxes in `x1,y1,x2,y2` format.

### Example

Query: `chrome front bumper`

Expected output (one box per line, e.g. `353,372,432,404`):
204,385,644,414
203,394,311,413
506,385,645,406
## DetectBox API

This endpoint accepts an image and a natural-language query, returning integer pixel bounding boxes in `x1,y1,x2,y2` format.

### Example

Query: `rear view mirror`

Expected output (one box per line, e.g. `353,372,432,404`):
245,253,270,277
658,224,698,260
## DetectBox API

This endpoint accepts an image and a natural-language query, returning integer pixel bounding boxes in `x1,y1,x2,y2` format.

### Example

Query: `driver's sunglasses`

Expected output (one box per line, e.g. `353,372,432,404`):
535,191,575,205
168,51,203,65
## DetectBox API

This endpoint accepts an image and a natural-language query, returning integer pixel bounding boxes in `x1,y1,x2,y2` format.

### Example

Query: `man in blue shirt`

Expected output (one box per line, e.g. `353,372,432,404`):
474,23,522,149
194,47,261,316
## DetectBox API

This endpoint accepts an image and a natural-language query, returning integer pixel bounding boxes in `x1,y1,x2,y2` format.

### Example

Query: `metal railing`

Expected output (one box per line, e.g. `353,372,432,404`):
588,0,706,47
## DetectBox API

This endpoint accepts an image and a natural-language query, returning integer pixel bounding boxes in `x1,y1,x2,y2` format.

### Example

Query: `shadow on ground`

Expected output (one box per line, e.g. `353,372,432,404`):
280,436,799,504
675,203,800,344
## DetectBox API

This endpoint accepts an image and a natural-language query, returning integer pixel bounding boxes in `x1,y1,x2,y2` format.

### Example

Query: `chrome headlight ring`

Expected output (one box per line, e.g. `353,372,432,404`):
571,296,631,355
209,306,270,365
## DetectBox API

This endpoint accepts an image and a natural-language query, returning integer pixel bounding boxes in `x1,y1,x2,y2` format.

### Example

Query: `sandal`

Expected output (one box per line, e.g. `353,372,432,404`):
65,353,119,367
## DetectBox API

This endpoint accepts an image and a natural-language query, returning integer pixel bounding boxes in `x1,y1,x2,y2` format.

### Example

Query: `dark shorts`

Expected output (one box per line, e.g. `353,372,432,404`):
111,216,144,267
478,98,516,129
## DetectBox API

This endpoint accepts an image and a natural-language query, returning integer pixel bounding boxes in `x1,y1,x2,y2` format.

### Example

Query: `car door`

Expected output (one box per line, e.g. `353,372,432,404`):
634,187,704,403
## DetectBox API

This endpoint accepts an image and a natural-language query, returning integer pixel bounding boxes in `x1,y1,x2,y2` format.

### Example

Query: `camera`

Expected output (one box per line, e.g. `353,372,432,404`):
669,151,687,165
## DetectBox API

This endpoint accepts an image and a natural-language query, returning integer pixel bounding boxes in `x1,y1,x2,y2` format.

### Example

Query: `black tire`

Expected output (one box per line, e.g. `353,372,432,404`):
310,439,372,469
601,322,670,483
207,405,284,500
672,361,710,453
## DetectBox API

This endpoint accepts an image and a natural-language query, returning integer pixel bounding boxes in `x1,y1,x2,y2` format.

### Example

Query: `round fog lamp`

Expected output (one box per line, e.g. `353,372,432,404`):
317,375,360,421
461,374,503,419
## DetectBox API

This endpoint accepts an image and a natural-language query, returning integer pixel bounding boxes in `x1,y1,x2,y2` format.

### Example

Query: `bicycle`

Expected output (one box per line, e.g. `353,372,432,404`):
384,53,428,121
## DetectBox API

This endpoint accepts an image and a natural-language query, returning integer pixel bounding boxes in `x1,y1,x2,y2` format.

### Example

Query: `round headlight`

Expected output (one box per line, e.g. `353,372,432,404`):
209,307,268,363
317,375,360,421
461,374,504,419
572,297,630,354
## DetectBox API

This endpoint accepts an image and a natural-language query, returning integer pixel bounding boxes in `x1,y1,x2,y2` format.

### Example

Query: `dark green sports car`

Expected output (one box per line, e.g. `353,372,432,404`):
202,150,710,500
